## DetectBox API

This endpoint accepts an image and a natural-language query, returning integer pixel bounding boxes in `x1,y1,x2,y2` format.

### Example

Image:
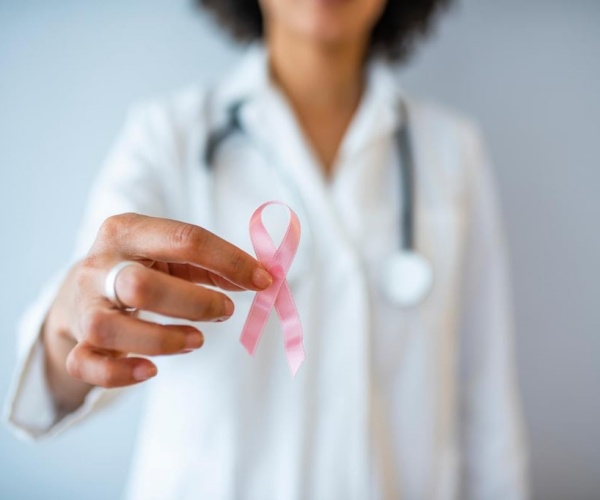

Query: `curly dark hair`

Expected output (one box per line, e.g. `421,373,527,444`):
196,0,454,62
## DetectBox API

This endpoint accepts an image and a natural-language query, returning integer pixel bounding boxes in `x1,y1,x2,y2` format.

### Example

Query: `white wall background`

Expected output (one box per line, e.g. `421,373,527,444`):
1,0,599,498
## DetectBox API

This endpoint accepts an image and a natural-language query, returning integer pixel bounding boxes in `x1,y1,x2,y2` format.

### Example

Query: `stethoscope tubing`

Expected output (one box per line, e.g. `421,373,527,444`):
204,98,416,253
202,97,433,307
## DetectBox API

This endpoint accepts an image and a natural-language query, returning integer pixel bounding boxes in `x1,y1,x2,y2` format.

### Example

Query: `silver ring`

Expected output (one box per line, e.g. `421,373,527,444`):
104,260,145,311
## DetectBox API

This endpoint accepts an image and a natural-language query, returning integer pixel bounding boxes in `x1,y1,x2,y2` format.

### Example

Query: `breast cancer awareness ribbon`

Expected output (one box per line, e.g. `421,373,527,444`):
240,201,305,377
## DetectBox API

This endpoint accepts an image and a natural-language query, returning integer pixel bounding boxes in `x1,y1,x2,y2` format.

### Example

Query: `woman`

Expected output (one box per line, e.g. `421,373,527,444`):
5,0,528,498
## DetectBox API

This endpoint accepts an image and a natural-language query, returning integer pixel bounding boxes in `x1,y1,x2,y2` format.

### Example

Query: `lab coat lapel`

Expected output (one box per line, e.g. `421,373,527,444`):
233,51,374,498
212,48,407,498
330,60,402,251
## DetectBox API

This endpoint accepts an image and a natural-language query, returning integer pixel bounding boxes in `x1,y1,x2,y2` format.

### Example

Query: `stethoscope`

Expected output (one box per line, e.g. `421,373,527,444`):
202,99,434,308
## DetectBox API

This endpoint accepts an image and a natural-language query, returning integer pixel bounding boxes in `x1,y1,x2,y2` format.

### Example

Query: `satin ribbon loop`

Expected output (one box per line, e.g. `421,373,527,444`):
240,201,305,377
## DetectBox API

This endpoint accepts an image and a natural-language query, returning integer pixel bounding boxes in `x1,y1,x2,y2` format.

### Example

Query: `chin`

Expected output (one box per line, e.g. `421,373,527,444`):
293,10,362,47
264,0,383,49
303,25,351,47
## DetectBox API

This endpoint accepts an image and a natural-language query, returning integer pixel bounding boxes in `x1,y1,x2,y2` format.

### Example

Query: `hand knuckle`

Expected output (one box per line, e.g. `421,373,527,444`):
81,309,111,346
228,252,245,274
98,215,121,242
74,259,95,292
97,213,139,246
171,223,206,253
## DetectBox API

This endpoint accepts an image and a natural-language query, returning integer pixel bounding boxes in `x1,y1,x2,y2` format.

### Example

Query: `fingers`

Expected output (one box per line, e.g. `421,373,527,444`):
94,214,272,291
70,302,208,387
149,262,244,292
115,264,235,321
166,263,245,292
65,212,269,390
67,344,158,388
80,309,205,356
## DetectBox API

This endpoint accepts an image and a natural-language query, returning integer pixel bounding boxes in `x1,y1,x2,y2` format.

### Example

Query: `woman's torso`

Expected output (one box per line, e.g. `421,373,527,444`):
120,48,476,500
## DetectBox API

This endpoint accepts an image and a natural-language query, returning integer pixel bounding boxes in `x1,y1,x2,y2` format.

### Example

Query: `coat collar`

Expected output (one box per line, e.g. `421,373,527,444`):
214,44,406,156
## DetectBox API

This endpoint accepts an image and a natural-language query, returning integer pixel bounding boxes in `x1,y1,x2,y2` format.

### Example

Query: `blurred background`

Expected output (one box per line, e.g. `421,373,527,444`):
1,0,599,498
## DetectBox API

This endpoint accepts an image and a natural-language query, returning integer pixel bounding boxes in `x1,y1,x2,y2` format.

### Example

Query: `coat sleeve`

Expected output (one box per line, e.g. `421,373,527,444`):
458,125,530,499
3,101,176,441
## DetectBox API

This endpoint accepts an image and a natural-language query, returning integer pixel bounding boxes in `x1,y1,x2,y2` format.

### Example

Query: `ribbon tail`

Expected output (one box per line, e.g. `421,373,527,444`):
274,282,305,377
240,288,278,355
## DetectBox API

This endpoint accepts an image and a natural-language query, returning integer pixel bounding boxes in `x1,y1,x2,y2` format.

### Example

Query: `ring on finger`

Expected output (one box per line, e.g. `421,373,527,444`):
104,260,145,312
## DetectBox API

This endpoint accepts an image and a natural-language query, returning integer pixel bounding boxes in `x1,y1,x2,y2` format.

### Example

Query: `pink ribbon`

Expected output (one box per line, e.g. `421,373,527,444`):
240,201,305,377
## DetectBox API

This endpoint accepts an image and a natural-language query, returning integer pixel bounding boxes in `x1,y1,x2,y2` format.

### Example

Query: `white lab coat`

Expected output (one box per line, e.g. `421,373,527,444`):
4,47,529,500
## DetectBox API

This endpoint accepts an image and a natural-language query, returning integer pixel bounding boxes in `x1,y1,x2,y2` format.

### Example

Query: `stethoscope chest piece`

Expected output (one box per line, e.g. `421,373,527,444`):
381,251,433,307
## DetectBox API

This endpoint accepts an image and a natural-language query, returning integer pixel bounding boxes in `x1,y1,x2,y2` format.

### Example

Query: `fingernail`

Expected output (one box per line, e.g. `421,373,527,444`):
252,268,273,289
224,298,234,317
133,364,157,381
185,331,204,349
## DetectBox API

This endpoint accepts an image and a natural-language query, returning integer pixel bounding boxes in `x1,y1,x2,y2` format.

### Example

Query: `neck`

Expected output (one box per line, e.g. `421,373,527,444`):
266,27,367,112
264,25,370,176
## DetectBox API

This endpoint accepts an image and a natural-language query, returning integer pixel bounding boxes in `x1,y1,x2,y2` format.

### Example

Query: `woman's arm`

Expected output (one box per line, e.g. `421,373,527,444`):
42,213,272,414
5,98,272,438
